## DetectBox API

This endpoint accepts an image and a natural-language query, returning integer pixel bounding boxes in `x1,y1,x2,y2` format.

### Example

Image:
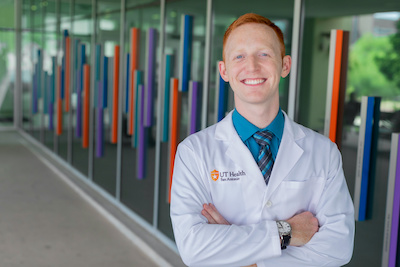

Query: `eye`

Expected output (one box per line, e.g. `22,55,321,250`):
235,55,243,60
260,53,268,57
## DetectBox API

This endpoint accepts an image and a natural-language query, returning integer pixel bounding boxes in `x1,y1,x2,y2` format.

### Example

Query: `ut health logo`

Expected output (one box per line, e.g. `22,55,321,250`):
211,170,219,181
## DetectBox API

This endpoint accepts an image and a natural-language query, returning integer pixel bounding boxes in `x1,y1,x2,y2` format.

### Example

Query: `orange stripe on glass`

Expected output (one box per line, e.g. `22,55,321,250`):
65,36,70,112
56,66,62,135
129,28,139,135
169,78,181,203
82,64,90,148
329,30,343,143
111,45,120,144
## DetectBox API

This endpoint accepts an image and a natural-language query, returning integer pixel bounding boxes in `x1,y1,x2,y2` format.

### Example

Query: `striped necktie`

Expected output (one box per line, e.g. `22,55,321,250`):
253,130,274,185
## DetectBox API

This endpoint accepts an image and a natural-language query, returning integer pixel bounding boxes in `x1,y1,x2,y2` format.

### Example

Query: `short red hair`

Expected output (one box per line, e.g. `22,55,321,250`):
222,13,286,61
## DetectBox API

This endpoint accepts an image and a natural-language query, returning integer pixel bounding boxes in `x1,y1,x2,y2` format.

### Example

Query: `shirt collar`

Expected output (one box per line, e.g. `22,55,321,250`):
232,108,285,142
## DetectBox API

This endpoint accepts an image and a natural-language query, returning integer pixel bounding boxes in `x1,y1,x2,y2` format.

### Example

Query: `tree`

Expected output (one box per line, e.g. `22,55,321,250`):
347,33,397,97
375,20,400,91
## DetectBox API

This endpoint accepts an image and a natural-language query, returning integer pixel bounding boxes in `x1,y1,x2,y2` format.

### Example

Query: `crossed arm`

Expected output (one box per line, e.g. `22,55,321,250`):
202,203,320,267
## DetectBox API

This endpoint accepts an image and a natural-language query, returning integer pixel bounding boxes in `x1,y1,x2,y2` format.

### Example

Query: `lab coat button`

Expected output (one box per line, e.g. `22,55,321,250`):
266,201,272,207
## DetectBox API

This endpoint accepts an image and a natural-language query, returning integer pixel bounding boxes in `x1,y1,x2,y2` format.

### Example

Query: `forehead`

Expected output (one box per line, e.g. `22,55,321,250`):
225,23,280,53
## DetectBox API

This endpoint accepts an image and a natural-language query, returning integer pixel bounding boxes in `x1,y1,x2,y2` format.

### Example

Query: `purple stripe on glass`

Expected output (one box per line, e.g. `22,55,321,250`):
44,72,49,114
190,81,199,134
76,90,82,138
389,135,400,266
75,66,82,138
49,102,53,130
137,84,146,179
32,70,38,114
96,81,104,157
96,109,104,158
145,28,156,127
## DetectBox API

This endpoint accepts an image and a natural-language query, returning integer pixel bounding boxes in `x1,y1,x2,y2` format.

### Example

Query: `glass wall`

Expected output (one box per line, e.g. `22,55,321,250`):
22,0,32,131
27,0,44,141
120,0,160,228
0,0,16,128
158,0,207,239
343,13,400,267
71,0,92,176
299,2,400,266
42,0,57,153
91,0,121,197
53,0,71,160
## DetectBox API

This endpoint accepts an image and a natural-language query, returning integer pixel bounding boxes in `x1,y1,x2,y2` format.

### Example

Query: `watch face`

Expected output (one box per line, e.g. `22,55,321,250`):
278,221,291,234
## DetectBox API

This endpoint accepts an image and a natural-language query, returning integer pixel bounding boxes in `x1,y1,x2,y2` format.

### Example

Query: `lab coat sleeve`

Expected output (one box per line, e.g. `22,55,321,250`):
259,142,355,267
170,142,281,267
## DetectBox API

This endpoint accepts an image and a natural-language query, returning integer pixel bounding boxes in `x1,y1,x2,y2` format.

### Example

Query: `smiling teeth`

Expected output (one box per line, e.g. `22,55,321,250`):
243,79,265,85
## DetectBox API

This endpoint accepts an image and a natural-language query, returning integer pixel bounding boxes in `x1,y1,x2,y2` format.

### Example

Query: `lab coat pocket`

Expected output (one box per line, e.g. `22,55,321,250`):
273,177,325,218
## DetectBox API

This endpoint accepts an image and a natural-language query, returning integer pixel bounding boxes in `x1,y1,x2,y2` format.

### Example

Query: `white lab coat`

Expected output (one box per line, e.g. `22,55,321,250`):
170,111,355,267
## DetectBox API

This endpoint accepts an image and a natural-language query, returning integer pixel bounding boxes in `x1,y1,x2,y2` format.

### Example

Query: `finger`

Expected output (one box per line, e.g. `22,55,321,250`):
205,203,230,225
204,203,222,220
201,208,217,224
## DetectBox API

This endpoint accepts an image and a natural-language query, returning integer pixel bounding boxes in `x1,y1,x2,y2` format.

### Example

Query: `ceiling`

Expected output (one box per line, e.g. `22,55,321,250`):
212,0,400,18
25,0,400,19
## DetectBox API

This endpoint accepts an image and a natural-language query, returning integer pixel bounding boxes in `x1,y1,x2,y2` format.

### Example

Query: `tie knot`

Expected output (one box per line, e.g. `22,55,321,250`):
253,130,273,147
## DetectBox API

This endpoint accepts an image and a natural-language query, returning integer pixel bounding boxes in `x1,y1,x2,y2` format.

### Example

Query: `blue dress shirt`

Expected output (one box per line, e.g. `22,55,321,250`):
232,108,284,162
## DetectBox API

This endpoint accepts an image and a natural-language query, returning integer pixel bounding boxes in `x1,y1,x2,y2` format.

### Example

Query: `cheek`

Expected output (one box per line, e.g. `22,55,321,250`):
268,64,283,78
227,64,242,78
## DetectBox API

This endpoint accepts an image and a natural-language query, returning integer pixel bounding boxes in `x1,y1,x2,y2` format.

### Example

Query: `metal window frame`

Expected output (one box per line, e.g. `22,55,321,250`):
287,0,305,121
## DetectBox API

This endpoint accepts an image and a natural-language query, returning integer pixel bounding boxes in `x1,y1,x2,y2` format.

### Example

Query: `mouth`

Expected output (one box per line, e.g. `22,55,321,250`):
241,78,266,85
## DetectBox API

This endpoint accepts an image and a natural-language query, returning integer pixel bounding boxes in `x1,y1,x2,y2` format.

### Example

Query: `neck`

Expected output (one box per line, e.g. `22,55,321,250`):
235,103,279,129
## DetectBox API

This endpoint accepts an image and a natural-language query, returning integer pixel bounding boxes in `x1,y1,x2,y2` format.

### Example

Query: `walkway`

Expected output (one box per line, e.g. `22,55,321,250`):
0,130,185,267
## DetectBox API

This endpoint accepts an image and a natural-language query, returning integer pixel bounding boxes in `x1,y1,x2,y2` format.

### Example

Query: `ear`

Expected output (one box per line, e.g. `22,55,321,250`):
218,61,229,82
281,55,292,78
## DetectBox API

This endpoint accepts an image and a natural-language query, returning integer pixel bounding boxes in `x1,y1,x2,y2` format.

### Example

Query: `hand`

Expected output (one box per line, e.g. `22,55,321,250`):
286,211,319,247
201,203,230,225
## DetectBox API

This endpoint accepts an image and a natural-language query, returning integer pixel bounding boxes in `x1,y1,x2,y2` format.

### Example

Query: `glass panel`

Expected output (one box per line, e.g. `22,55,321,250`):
92,0,121,196
53,0,71,159
120,0,160,225
71,0,92,176
42,0,58,152
0,0,15,127
300,1,400,265
22,0,32,131
28,0,44,141
156,0,207,240
344,13,400,267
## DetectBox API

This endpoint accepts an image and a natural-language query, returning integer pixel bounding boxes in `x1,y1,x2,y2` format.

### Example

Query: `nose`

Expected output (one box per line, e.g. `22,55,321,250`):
246,55,260,72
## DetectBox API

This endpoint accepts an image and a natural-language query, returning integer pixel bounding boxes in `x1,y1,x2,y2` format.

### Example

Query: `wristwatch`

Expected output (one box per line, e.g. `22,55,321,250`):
276,220,291,250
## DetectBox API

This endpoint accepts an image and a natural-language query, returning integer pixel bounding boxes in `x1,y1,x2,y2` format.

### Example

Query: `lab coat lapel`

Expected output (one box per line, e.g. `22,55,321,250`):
215,112,266,192
266,113,305,198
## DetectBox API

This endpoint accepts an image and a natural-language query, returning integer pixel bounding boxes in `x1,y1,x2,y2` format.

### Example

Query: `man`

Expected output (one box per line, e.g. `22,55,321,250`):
170,13,354,267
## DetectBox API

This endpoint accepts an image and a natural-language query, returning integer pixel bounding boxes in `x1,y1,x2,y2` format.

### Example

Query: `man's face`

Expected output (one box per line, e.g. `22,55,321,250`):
219,23,291,111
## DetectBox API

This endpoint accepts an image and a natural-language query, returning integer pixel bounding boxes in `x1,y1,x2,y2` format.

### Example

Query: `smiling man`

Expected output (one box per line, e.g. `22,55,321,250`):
170,13,354,267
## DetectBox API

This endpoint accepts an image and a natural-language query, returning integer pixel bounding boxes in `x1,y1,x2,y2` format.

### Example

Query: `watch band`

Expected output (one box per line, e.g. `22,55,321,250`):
281,235,291,250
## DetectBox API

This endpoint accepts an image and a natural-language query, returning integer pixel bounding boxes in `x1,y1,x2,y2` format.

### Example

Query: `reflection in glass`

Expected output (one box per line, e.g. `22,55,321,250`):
71,1,92,176
120,0,160,226
299,5,400,265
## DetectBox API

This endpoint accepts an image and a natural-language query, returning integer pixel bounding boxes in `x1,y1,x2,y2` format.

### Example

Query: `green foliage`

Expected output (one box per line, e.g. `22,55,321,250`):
347,33,398,97
375,20,400,90
0,1,15,28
